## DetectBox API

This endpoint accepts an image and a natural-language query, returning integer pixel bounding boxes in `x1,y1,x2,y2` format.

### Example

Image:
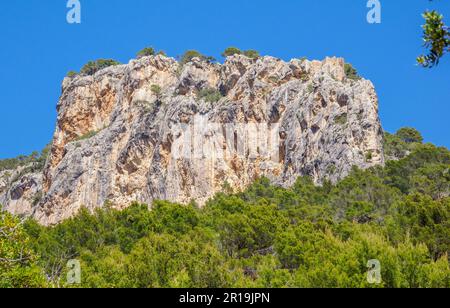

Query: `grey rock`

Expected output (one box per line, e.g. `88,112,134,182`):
1,54,384,225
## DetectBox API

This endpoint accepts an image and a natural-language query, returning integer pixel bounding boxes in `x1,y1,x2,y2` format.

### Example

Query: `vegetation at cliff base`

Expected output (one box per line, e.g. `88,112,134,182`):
1,129,449,288
0,212,48,288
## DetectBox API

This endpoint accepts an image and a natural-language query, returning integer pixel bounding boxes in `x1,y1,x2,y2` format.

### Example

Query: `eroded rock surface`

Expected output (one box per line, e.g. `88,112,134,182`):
1,54,384,225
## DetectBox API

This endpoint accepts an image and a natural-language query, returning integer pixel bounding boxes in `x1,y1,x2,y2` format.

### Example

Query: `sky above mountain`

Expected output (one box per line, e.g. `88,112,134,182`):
0,0,449,158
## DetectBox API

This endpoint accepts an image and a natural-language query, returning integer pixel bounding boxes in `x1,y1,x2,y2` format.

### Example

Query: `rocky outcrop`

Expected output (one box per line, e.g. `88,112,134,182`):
0,54,384,225
0,165,42,217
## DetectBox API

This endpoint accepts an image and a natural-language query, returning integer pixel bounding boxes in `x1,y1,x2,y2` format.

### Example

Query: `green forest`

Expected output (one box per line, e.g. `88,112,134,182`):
1,128,449,288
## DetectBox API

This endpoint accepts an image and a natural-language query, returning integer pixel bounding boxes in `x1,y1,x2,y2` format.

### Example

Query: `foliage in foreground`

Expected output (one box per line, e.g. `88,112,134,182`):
1,131,449,288
0,212,48,288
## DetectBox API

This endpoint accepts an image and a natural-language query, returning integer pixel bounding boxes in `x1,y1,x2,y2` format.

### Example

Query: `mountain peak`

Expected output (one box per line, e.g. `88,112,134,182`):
1,52,384,225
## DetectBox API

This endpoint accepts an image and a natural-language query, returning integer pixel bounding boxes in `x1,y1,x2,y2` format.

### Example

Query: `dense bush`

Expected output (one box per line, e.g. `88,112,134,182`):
0,212,48,288
384,132,411,159
136,47,166,59
80,59,121,76
0,144,50,173
66,71,77,78
136,47,156,59
198,88,223,103
1,128,448,288
222,47,242,57
243,50,261,59
384,128,426,160
344,63,361,81
396,127,424,144
180,50,202,65
179,50,215,66
221,47,261,60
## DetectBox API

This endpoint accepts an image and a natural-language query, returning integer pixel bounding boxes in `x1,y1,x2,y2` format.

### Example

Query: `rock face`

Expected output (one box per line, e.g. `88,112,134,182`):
0,166,42,217
0,54,384,225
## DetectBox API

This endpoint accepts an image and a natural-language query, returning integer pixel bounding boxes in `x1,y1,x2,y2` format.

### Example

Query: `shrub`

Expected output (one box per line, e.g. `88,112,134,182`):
198,88,223,103
151,85,162,102
221,47,260,59
396,127,424,144
204,56,217,63
18,136,450,288
151,85,162,96
0,144,50,173
384,128,424,160
179,50,204,66
80,59,121,76
384,132,411,159
9,127,449,288
243,50,260,60
344,63,361,81
75,130,99,142
222,47,242,58
0,211,49,288
177,51,216,76
66,71,77,78
136,47,156,59
334,114,348,126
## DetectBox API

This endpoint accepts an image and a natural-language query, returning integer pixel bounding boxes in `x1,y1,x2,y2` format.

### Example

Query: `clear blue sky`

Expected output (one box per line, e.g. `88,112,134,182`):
1,0,449,158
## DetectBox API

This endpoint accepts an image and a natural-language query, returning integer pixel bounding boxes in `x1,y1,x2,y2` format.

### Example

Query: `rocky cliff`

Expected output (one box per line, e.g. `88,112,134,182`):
0,54,384,225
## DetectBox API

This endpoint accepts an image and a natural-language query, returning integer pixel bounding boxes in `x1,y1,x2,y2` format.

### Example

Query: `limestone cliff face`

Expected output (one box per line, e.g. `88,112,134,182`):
0,166,42,217
1,54,384,225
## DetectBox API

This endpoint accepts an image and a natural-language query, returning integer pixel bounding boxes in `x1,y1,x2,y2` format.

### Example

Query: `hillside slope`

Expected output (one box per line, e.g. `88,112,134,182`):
3,134,447,288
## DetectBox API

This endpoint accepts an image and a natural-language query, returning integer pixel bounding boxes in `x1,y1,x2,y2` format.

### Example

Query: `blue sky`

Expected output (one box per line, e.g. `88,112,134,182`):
0,0,449,158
